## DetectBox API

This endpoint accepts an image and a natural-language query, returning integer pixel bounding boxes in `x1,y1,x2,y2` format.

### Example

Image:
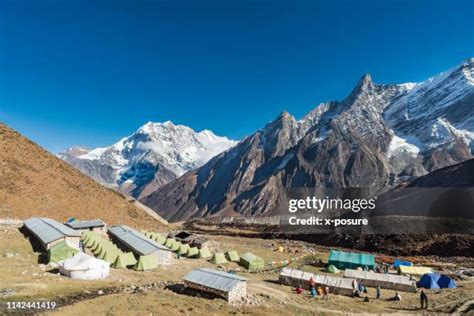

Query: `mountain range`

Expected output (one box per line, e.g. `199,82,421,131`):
142,58,474,222
59,121,236,199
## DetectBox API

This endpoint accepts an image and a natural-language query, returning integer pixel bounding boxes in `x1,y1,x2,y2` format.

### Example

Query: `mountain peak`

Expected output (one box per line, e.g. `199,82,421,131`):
358,73,373,88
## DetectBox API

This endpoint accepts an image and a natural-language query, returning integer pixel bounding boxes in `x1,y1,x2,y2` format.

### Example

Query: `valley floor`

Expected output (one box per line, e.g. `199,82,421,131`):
0,226,473,315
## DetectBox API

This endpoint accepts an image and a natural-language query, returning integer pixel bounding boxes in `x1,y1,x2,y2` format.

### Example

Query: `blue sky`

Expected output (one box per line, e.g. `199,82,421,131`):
1,0,473,153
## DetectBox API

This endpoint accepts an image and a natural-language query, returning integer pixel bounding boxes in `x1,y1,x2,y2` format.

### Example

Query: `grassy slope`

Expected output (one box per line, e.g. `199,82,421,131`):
0,123,167,231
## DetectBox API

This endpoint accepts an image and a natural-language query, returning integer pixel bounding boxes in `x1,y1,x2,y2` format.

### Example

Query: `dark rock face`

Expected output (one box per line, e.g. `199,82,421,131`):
143,59,474,222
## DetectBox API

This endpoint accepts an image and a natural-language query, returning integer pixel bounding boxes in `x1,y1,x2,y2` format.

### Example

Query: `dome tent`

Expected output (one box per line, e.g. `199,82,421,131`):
437,275,457,289
418,273,441,289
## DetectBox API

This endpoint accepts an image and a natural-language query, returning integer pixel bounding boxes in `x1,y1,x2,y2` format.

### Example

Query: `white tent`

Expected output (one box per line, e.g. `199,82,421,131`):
59,252,110,280
343,269,417,293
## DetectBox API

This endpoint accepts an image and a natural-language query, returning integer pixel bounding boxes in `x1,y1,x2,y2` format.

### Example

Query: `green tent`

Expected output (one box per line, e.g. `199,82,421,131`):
170,241,182,252
153,234,166,245
225,250,240,262
210,252,228,265
111,253,128,269
48,240,79,263
327,250,375,270
326,264,340,273
88,238,99,249
81,231,89,241
186,247,199,258
198,247,212,259
239,253,265,271
112,252,138,268
91,239,103,252
84,235,94,247
177,244,190,256
164,238,176,248
102,249,120,264
123,252,137,266
96,245,109,259
84,233,98,247
92,243,103,256
133,255,158,271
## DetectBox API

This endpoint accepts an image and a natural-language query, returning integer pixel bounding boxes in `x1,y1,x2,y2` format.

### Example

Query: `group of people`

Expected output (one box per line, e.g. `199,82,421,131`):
294,270,430,310
294,277,330,300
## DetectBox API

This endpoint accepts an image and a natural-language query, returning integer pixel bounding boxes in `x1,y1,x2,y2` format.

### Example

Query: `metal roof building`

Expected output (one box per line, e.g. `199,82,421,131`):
108,225,172,265
23,217,82,250
183,268,247,303
65,220,106,232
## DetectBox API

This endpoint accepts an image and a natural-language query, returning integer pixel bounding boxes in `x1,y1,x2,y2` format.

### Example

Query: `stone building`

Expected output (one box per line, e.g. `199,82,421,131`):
183,268,247,303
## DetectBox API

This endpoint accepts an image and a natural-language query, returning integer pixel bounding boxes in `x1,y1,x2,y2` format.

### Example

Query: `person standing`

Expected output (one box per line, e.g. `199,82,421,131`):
420,290,428,309
376,285,381,299
323,286,330,301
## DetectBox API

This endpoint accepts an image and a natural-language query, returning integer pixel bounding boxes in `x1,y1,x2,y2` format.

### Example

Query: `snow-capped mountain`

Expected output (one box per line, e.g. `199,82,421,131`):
143,58,474,222
59,121,237,198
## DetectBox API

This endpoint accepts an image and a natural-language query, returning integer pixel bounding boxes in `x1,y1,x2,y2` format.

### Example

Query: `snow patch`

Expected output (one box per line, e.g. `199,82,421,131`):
387,134,420,158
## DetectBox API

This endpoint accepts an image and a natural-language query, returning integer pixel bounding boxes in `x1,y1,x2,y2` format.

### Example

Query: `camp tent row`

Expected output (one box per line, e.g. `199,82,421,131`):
328,250,376,270
82,231,138,269
279,268,355,296
183,268,247,303
343,269,417,292
108,226,172,267
23,217,82,250
398,265,433,276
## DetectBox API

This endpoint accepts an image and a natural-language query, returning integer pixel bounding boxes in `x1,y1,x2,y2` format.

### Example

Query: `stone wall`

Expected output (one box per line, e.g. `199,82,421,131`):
184,280,246,303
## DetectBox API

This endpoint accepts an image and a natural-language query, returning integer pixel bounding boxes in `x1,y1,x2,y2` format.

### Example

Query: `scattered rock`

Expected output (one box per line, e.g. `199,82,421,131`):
97,290,104,295
0,288,14,297
4,252,14,258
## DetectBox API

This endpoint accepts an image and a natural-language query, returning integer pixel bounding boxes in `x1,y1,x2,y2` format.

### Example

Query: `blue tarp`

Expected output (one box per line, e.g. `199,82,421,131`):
393,259,413,269
437,275,457,289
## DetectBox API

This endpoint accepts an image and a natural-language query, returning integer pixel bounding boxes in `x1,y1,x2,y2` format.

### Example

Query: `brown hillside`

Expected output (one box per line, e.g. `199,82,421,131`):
0,123,168,231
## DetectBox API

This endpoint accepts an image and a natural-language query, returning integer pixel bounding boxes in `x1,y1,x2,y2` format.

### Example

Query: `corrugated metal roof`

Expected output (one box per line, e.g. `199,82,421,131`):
108,225,170,255
183,268,247,293
23,217,81,244
65,220,105,229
